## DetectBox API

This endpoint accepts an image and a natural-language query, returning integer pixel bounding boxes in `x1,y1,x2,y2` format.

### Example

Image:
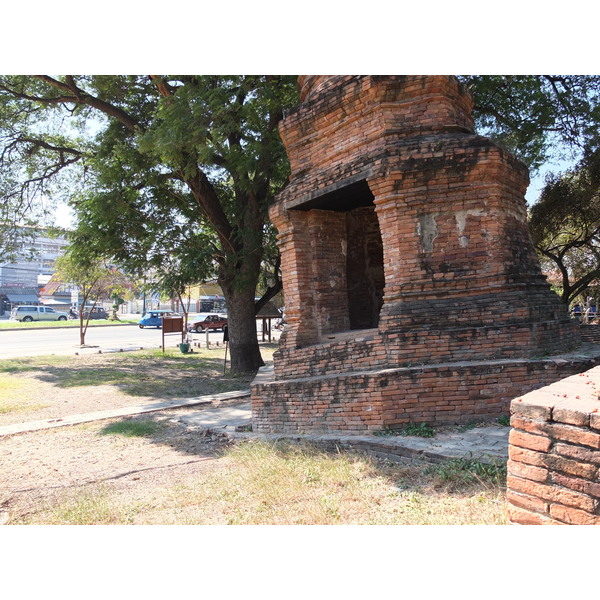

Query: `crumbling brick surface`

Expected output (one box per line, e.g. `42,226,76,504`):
252,75,584,435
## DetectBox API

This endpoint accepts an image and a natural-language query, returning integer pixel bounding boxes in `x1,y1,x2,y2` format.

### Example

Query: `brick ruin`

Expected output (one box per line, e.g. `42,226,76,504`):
251,75,589,434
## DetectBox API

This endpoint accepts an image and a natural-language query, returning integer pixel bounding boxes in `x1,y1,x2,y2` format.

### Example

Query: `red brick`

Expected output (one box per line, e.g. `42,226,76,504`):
545,423,600,449
508,445,547,467
554,442,600,466
506,489,549,514
507,459,548,483
550,471,600,499
510,415,546,435
507,475,597,512
549,503,600,525
509,429,552,453
507,505,561,525
544,455,597,480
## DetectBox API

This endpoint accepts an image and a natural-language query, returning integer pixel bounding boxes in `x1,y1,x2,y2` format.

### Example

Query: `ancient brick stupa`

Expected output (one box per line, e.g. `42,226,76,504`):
251,75,583,434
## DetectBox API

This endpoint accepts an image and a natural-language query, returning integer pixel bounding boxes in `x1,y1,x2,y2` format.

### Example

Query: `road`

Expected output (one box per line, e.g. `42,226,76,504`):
0,323,236,359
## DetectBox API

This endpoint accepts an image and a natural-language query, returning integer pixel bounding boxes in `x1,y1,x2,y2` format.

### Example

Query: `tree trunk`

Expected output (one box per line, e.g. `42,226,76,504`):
221,279,264,373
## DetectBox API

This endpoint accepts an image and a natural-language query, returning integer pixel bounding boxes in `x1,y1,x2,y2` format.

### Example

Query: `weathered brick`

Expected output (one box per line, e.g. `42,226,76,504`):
510,415,546,435
509,429,552,453
544,455,597,479
549,503,600,525
507,504,561,525
545,423,600,449
549,471,600,499
554,442,600,465
256,75,584,435
506,489,549,514
507,475,597,513
507,459,548,483
508,445,547,467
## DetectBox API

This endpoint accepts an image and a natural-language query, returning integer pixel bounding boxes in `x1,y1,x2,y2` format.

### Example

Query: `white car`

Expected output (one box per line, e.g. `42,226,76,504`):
9,305,69,322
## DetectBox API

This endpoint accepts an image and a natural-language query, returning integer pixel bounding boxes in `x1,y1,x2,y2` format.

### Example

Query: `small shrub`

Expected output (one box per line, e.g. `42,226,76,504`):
374,422,436,438
497,415,510,427
426,456,507,489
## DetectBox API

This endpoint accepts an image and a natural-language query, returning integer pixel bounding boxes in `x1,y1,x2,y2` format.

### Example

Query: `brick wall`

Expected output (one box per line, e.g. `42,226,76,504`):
254,75,584,434
252,355,600,434
581,324,600,344
507,366,600,525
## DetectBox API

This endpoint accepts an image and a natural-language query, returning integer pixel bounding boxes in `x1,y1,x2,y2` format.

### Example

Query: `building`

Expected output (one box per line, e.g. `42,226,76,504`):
0,228,69,315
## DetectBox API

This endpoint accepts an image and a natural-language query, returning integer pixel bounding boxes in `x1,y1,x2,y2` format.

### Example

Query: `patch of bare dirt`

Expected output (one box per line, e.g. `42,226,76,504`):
0,412,233,524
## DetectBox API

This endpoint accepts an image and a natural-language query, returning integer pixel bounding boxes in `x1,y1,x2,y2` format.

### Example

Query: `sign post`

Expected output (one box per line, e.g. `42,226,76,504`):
161,316,185,352
223,326,229,373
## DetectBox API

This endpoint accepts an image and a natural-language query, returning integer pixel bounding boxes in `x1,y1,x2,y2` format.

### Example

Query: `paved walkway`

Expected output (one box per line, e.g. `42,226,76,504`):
0,390,251,437
178,402,509,464
1,392,509,465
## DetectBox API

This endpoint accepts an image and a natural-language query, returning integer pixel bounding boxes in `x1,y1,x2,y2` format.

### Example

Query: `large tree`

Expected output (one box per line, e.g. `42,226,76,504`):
0,75,297,372
529,145,600,307
462,75,600,171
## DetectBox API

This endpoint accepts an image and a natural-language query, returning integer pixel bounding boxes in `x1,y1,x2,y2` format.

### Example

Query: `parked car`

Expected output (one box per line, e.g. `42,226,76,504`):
188,313,228,333
9,305,69,322
83,307,109,320
138,310,176,329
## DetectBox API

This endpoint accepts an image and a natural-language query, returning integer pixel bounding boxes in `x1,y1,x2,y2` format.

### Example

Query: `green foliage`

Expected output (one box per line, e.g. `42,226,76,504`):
497,415,511,427
99,419,164,438
375,422,436,438
425,457,507,488
529,144,600,305
462,75,600,171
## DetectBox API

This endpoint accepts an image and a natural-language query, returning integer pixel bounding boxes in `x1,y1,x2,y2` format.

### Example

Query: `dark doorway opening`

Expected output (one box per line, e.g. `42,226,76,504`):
294,179,384,332
346,205,385,329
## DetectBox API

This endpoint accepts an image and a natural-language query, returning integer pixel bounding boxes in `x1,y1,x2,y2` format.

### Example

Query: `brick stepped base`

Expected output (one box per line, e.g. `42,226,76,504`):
251,348,600,435
581,325,600,344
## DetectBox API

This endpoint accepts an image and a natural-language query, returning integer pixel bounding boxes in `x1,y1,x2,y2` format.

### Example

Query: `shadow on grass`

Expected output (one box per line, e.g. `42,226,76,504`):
0,350,256,401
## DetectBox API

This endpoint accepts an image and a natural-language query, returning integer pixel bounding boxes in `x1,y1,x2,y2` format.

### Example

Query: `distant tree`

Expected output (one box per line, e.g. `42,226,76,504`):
54,251,134,346
529,145,600,307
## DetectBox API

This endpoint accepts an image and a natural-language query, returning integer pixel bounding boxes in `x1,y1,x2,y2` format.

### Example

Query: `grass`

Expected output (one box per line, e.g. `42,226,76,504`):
374,422,436,438
99,418,166,437
0,374,49,414
0,346,273,404
425,456,507,490
16,439,508,525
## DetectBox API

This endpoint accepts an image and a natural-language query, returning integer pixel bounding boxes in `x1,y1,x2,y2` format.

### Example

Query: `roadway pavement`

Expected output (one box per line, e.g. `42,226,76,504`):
0,314,276,359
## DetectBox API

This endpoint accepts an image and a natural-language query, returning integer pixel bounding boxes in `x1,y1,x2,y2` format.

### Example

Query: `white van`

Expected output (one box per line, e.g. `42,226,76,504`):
9,305,69,322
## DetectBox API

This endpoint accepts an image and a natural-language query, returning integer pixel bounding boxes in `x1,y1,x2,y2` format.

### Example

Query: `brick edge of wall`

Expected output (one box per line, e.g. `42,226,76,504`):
507,365,600,525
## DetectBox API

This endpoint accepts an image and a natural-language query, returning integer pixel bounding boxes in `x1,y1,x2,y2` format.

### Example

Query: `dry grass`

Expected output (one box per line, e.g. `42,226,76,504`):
0,346,276,426
11,435,508,525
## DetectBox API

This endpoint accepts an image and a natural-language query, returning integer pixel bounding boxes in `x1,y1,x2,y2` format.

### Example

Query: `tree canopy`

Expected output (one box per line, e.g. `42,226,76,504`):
529,145,600,306
462,75,600,171
0,75,298,372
